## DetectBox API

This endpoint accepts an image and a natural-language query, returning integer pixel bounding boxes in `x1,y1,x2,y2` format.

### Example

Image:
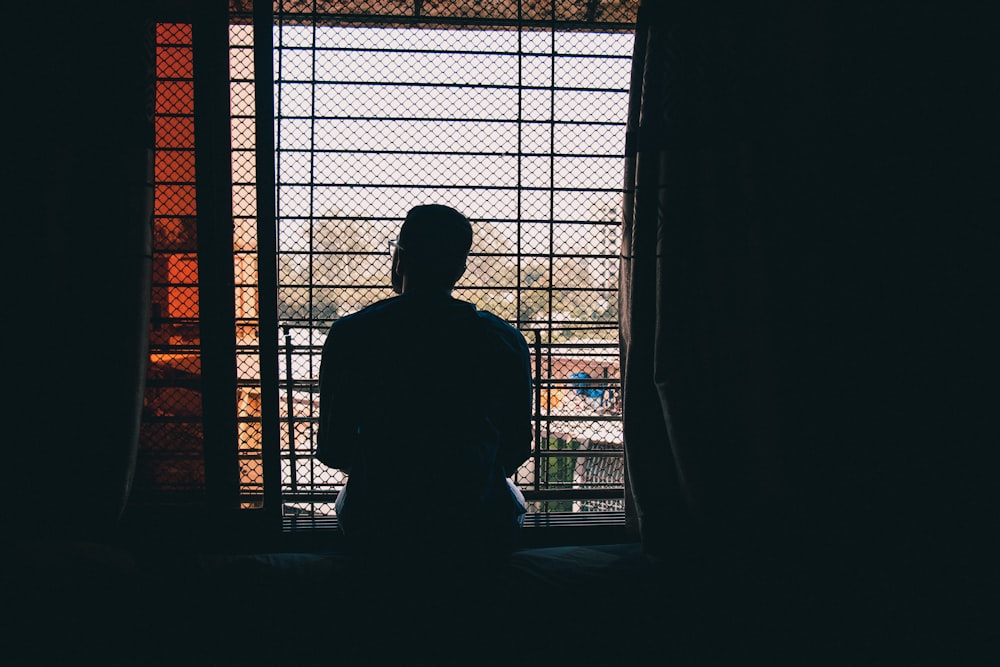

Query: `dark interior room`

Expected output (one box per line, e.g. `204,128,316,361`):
4,1,989,664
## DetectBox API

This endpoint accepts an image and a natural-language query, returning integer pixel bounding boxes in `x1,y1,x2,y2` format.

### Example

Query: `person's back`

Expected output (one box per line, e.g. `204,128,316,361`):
316,205,532,561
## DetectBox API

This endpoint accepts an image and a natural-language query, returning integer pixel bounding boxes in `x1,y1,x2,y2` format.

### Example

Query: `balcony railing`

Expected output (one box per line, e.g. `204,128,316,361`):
253,323,623,522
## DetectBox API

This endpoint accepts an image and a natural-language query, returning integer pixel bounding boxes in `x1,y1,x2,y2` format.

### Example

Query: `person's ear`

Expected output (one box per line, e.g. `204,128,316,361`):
391,250,404,293
398,250,415,276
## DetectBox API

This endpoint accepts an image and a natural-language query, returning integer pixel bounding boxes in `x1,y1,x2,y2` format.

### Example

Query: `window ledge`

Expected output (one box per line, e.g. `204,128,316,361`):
280,511,632,550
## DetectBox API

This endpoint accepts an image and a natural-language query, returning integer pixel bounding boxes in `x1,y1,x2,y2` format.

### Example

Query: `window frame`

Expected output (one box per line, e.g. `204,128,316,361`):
141,2,637,548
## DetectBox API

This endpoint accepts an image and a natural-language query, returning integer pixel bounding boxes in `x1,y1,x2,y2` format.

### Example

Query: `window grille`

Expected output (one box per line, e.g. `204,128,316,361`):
229,1,635,526
136,23,207,504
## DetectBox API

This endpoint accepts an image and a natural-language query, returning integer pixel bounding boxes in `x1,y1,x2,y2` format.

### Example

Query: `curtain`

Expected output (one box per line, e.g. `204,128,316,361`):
620,0,965,609
619,2,983,658
620,1,781,558
8,4,154,540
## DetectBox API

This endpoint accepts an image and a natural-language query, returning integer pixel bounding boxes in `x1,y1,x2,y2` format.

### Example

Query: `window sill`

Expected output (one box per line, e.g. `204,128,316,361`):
116,506,632,553
279,510,632,551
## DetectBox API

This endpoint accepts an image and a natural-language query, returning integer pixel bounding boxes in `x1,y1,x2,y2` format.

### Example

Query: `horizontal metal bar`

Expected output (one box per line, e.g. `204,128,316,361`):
521,510,626,528
267,335,621,346
262,14,636,33
276,182,623,193
532,449,622,457
268,215,622,225
279,487,624,505
279,251,621,260
140,418,206,427
281,494,625,516
268,416,622,428
275,148,624,159
277,79,628,94
276,45,632,60
291,287,621,296
544,378,619,385
538,414,621,423
272,115,625,126
524,491,625,502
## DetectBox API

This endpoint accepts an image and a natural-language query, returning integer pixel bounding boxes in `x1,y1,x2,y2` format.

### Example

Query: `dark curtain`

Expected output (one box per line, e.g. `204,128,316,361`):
620,1,781,557
8,4,154,541
620,1,985,657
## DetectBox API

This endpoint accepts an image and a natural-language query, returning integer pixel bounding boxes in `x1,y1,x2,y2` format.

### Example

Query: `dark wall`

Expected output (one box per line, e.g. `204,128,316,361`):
756,2,990,594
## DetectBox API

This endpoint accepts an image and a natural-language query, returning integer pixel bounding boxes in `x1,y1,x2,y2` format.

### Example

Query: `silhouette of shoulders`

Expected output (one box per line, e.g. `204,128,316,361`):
327,293,526,351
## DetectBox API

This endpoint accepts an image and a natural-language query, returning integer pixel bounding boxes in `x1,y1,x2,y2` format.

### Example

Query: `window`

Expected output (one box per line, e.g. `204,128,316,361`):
141,2,637,532
137,23,206,505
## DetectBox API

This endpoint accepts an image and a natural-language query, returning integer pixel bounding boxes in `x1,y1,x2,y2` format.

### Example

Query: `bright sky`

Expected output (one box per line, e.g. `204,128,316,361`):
225,24,634,325
270,25,634,229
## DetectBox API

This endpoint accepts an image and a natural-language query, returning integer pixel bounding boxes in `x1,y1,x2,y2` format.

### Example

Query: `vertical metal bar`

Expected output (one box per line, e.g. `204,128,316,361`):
193,0,240,511
516,0,523,328
255,0,282,522
545,0,558,512
283,326,298,491
552,22,561,325
533,328,542,494
602,365,608,408
308,3,318,331
305,1,319,514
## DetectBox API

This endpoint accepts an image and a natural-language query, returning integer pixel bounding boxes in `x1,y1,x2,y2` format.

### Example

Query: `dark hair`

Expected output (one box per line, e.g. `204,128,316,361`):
397,204,473,288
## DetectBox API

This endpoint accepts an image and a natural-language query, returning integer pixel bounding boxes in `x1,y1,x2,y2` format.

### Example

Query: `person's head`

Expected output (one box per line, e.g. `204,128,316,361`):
391,204,473,294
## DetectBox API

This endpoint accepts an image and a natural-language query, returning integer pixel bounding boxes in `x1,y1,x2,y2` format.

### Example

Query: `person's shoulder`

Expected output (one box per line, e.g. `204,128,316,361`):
474,308,514,330
327,296,402,334
474,309,528,349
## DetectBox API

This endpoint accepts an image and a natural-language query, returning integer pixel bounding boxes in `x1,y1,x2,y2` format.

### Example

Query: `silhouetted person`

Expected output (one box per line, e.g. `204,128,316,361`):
317,204,532,570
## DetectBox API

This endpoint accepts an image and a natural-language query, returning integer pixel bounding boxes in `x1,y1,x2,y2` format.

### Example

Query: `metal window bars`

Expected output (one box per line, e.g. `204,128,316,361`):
227,1,635,522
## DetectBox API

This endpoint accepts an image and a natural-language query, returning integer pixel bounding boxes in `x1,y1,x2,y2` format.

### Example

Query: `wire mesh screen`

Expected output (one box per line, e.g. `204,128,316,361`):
231,2,635,521
136,23,207,504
